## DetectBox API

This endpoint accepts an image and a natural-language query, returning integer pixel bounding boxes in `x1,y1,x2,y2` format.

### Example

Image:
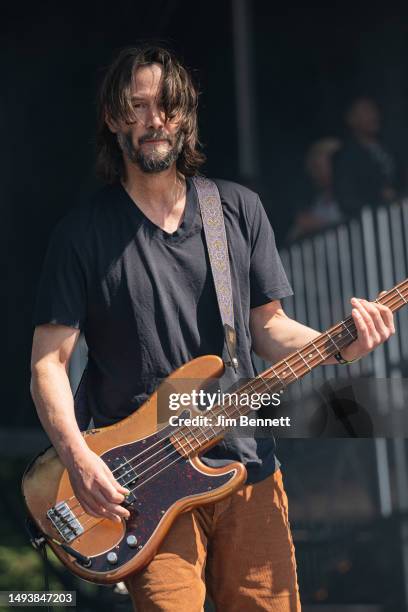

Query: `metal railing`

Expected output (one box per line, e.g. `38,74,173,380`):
272,200,408,384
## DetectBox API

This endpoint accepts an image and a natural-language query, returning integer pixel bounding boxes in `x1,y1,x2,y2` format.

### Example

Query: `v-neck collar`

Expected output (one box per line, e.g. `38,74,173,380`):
118,177,198,241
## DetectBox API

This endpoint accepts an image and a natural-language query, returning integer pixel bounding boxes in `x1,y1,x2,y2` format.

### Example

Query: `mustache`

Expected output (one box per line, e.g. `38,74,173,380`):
138,131,171,145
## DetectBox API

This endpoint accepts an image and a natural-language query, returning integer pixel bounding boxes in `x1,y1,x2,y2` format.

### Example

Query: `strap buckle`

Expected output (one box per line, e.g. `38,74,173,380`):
224,324,239,373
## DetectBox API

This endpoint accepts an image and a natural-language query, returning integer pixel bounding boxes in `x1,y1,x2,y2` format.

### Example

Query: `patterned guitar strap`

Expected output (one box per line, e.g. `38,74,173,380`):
192,176,239,373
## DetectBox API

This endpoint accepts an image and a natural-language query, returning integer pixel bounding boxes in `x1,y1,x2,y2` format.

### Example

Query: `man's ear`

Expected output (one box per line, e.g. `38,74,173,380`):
105,112,119,134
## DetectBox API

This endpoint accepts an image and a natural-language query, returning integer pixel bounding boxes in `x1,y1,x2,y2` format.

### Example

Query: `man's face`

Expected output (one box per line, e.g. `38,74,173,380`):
108,63,184,173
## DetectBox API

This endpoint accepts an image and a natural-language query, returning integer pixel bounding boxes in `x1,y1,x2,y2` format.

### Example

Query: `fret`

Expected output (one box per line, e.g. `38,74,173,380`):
326,331,341,352
396,287,408,304
310,341,325,361
270,366,285,388
178,430,195,453
208,423,219,438
340,320,355,340
197,427,210,443
188,425,202,444
297,351,312,371
228,395,241,418
283,359,298,380
247,381,257,395
258,373,274,394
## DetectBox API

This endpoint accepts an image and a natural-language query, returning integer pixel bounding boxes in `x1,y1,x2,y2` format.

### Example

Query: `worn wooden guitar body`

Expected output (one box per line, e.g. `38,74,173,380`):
22,355,247,585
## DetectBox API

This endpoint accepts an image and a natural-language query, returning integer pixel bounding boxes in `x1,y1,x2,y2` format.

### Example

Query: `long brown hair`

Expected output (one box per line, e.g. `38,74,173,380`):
95,44,206,183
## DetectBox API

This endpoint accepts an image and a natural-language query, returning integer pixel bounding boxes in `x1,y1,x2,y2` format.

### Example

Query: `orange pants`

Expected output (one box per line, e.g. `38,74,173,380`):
125,469,301,611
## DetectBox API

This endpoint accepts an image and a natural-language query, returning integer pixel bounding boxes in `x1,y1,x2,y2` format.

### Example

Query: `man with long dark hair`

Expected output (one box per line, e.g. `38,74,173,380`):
31,45,395,611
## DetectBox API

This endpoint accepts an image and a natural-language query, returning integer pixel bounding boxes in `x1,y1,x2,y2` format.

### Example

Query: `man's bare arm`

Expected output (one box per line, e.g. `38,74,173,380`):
31,324,88,462
31,324,130,522
249,298,395,365
249,301,325,363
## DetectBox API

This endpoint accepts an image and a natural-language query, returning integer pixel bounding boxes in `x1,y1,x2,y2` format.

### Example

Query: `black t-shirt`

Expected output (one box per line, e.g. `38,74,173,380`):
34,178,293,483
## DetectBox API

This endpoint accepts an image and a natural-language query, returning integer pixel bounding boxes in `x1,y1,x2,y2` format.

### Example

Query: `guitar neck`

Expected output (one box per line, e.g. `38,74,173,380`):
260,276,408,389
173,277,408,455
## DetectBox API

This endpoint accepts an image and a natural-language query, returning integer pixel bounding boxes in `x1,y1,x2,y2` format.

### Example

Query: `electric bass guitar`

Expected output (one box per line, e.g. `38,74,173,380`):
22,278,408,584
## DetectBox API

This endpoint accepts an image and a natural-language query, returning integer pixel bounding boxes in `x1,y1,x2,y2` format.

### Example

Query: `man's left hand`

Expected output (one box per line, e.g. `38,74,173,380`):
340,296,395,363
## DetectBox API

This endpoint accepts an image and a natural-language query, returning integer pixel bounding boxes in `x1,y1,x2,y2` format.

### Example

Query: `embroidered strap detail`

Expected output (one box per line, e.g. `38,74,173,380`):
192,176,238,370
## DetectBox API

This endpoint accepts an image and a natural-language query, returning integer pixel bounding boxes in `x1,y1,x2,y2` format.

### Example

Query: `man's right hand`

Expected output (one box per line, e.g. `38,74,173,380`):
66,448,131,523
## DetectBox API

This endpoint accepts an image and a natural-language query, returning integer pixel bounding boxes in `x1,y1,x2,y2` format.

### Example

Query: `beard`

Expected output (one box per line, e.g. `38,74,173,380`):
117,129,185,174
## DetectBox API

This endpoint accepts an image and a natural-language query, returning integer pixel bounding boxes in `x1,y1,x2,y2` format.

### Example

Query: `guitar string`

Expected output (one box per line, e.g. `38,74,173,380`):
63,284,407,530
65,284,407,524
72,284,407,530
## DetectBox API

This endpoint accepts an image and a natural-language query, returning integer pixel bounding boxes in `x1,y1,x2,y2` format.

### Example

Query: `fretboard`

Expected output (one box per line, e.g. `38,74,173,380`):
173,277,408,455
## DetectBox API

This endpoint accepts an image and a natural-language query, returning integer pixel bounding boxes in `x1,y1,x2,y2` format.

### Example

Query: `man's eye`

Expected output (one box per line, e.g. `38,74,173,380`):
132,102,148,109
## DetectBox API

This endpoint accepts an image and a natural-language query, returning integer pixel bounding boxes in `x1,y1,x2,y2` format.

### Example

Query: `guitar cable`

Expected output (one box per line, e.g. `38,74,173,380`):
48,537,92,567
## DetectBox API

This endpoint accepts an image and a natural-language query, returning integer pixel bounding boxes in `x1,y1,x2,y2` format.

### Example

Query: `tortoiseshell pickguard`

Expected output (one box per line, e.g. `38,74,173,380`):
72,422,236,576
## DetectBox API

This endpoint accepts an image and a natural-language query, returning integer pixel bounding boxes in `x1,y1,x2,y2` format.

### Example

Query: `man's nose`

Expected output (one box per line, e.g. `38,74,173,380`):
145,104,165,129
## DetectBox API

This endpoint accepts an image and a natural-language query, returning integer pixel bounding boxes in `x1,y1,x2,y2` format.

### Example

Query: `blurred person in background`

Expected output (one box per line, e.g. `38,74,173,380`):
287,138,343,242
333,96,398,217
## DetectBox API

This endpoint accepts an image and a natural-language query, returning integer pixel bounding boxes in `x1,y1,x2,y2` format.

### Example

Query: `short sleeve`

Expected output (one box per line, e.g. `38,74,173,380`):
33,217,87,330
249,196,293,308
